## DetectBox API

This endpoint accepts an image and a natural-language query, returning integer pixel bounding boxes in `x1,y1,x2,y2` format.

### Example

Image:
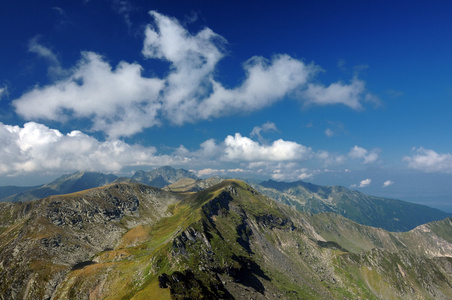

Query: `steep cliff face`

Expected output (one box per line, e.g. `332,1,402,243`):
1,180,452,299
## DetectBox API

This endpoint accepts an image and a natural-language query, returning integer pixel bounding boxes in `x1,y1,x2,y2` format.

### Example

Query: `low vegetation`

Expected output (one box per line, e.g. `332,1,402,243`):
1,178,452,299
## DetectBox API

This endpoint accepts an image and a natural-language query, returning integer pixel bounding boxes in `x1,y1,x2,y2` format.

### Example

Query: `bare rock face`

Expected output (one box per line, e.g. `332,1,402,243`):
0,183,180,299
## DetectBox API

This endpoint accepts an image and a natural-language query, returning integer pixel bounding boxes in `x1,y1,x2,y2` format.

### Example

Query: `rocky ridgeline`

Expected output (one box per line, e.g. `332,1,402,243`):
1,180,452,299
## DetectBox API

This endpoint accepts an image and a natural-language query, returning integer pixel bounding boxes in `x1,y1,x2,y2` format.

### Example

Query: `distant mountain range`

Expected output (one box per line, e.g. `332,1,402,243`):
255,179,452,232
0,185,40,200
1,180,452,299
131,166,198,188
1,167,451,233
0,171,118,202
0,166,199,203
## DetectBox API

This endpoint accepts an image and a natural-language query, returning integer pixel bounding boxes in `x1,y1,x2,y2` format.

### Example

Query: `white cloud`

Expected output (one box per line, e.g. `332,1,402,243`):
404,148,452,173
271,166,314,181
143,11,317,124
251,121,279,143
13,52,165,138
360,178,372,187
325,128,334,137
0,86,7,100
316,150,346,165
351,178,371,188
0,122,187,176
112,0,135,29
198,55,317,120
193,168,225,177
13,11,373,139
28,36,68,78
142,10,226,124
383,180,394,187
29,36,60,65
195,139,222,158
0,121,353,179
324,121,347,138
301,78,374,110
52,6,72,31
143,11,316,123
223,133,312,162
348,145,379,164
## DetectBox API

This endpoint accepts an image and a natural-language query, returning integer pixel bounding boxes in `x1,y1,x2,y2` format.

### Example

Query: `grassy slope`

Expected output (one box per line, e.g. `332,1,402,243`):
2,180,452,299
50,181,419,299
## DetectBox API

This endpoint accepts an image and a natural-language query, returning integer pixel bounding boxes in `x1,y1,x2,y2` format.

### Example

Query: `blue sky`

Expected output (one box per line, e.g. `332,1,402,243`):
1,0,452,211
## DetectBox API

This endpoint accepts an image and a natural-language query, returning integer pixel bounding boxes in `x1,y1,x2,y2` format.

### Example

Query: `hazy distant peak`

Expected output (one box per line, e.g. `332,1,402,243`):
131,166,198,188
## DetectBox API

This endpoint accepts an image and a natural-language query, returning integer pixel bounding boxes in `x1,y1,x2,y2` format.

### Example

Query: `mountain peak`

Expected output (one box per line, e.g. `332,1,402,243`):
131,166,198,188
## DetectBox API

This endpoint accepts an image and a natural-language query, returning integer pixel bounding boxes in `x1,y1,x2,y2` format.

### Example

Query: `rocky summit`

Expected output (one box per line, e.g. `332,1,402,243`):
1,180,452,299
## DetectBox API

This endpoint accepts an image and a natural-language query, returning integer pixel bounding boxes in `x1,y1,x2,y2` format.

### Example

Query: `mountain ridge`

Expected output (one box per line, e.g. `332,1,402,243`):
257,179,452,232
131,166,198,188
0,167,199,203
1,168,451,233
0,171,119,203
2,180,452,299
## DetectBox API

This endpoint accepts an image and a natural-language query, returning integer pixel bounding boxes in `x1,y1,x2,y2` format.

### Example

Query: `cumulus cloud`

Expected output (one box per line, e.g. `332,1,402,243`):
0,122,187,176
14,52,165,138
143,12,317,123
0,119,364,181
192,167,247,178
195,139,223,158
251,122,279,143
198,55,317,120
192,168,224,177
348,145,379,164
316,150,346,165
383,180,394,187
302,78,376,110
351,178,371,188
270,165,314,181
142,10,227,123
404,148,452,173
186,133,335,181
12,11,374,139
223,133,312,162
